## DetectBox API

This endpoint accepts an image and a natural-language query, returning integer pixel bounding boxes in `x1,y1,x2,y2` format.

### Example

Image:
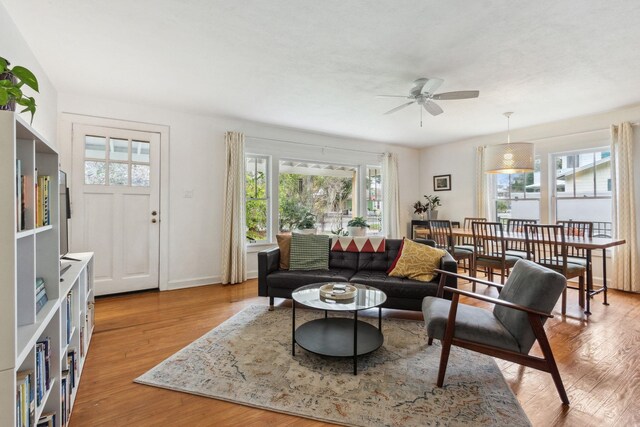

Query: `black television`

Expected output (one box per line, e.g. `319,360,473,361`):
59,170,72,259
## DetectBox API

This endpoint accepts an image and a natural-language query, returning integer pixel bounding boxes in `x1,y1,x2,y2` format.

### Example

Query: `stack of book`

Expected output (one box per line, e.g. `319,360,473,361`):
16,159,26,231
34,170,51,228
65,292,73,344
67,349,78,392
36,413,56,427
35,278,48,314
16,371,34,427
60,371,70,427
35,338,51,407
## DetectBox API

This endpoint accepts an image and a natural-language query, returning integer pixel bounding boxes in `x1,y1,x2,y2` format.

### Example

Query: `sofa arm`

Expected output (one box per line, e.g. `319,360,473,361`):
258,247,280,297
438,251,458,299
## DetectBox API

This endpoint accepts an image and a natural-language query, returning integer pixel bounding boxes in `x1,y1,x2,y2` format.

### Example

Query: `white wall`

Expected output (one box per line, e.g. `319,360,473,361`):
57,93,421,287
0,3,57,143
419,104,640,285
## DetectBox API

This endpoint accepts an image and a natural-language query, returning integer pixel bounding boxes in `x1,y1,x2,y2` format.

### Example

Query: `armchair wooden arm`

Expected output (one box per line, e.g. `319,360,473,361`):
434,268,504,298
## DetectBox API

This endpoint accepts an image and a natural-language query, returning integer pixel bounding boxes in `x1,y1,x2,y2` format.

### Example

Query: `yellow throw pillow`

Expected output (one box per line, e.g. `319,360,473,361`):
388,239,446,282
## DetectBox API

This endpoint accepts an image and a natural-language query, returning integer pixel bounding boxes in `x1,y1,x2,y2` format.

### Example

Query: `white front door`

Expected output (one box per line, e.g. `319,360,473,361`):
71,124,160,295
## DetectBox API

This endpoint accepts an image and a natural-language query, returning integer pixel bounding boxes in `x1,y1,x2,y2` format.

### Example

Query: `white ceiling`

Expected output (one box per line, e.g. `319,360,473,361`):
3,0,640,147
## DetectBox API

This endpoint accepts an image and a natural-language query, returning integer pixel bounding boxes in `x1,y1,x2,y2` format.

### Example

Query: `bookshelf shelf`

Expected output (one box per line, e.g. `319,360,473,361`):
0,111,95,427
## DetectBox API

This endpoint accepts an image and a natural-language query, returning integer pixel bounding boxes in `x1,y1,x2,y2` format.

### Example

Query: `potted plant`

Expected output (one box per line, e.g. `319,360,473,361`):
413,200,427,220
424,195,442,219
347,216,369,237
295,211,317,234
0,57,39,123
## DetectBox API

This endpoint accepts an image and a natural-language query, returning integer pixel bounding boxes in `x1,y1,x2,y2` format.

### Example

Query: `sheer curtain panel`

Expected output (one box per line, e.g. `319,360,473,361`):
221,131,247,284
382,152,401,238
610,122,639,292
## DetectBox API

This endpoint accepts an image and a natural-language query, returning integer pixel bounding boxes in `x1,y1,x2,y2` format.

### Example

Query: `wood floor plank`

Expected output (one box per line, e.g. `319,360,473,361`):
69,277,640,426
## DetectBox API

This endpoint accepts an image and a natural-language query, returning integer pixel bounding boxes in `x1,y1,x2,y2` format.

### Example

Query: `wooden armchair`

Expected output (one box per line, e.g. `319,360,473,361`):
422,259,569,405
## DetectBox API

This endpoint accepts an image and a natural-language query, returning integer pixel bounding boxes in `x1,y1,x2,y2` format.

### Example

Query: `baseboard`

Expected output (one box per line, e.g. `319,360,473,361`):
163,275,221,291
246,270,258,280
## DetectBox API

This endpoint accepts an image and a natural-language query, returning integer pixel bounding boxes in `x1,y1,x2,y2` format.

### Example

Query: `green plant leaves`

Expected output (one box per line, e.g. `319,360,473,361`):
0,87,8,105
11,66,39,92
0,57,7,74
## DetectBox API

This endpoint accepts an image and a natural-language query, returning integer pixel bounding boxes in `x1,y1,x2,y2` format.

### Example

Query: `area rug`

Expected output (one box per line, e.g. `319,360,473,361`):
135,305,530,426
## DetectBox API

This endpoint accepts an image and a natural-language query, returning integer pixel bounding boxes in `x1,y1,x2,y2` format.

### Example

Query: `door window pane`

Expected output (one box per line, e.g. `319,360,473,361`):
109,163,129,186
85,136,106,159
85,161,106,184
131,164,151,187
132,140,150,163
109,138,129,161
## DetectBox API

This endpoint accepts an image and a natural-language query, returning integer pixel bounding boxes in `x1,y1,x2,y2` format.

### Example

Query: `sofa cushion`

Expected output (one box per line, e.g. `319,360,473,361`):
266,268,355,290
350,271,439,300
276,234,292,270
329,250,359,270
357,239,403,271
290,233,330,270
387,238,445,282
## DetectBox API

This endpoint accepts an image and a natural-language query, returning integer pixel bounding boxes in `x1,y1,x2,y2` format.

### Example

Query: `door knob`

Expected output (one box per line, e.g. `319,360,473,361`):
152,211,157,216
151,218,157,223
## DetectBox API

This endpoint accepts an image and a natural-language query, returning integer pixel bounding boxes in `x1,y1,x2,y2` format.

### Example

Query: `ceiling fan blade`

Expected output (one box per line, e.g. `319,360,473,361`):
423,100,443,116
384,101,415,115
376,95,410,98
432,90,480,100
410,78,428,96
420,78,444,95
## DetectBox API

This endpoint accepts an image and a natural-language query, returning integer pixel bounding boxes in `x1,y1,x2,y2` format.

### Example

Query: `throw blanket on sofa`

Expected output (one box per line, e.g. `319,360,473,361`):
331,236,385,253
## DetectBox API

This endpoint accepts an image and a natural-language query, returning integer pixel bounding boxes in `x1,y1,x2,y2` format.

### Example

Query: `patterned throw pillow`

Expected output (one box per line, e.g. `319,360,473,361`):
276,233,292,270
387,238,446,282
289,233,330,270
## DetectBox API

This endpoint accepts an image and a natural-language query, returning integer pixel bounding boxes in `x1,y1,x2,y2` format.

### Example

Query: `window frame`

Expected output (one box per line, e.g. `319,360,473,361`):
245,154,271,245
491,157,541,223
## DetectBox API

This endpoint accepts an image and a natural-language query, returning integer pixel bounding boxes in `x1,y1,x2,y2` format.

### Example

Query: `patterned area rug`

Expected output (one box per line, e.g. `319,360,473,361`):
135,305,530,426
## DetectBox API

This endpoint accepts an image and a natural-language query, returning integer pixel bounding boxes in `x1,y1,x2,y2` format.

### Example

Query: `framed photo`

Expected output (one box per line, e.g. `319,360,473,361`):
433,174,451,191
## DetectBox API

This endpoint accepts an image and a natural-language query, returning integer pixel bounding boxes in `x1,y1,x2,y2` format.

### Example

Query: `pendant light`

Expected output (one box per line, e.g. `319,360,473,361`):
484,112,534,174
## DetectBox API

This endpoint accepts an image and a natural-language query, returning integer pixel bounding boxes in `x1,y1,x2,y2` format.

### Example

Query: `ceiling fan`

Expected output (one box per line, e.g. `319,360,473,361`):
378,78,479,126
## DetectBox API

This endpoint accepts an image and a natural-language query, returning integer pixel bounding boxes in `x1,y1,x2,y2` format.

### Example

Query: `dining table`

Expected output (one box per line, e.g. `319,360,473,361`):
446,228,626,315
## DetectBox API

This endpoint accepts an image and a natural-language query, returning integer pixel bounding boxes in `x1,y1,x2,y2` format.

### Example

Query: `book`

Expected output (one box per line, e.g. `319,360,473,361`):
16,370,34,427
16,159,22,231
37,412,56,427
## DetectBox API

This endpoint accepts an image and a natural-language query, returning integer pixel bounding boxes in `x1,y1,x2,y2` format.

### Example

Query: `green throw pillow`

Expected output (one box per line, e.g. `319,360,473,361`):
289,233,330,270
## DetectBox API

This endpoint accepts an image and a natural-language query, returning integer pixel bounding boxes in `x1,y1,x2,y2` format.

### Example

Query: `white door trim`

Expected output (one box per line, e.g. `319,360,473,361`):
58,113,171,291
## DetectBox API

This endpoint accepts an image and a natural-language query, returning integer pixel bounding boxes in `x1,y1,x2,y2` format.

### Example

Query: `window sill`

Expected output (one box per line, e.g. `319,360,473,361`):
246,242,276,253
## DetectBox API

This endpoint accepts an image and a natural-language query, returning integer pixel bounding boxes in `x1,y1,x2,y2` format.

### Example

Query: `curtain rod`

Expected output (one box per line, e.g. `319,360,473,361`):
245,135,384,156
527,121,640,143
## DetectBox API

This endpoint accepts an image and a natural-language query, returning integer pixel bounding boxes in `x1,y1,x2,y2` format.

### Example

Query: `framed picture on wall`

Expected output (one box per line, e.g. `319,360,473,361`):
433,174,451,191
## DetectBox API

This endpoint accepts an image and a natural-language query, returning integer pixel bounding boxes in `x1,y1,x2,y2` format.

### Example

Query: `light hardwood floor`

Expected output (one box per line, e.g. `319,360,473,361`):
70,278,640,426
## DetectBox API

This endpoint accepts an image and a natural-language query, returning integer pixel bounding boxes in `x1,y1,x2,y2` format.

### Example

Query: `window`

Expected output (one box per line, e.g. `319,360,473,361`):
278,160,356,234
84,135,151,186
554,149,612,237
245,155,269,243
366,166,383,235
493,157,541,223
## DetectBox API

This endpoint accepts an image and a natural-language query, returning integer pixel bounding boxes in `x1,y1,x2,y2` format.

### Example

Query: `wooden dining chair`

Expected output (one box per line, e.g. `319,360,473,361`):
557,220,593,266
525,224,586,314
505,218,538,259
429,220,473,271
456,217,486,252
471,221,519,288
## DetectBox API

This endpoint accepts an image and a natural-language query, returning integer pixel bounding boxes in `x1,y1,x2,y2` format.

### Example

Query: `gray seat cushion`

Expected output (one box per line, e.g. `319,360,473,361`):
566,256,588,266
494,259,566,353
266,269,355,290
454,244,476,252
350,271,439,300
475,255,520,268
422,297,520,353
505,249,530,259
538,259,586,276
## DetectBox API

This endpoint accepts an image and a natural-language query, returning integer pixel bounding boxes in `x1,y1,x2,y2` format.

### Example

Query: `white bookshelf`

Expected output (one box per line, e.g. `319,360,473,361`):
0,111,95,427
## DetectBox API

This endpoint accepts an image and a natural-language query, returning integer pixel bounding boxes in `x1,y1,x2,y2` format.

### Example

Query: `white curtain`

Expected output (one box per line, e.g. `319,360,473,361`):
382,152,401,238
475,146,488,218
221,131,246,284
610,123,639,292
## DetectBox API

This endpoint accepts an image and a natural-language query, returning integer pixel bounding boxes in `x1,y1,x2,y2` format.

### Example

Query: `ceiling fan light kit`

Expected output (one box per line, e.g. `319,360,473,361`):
484,112,535,174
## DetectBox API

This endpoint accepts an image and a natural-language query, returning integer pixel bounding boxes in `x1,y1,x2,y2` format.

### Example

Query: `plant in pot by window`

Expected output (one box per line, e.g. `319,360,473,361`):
0,57,39,124
295,211,317,234
347,216,369,237
424,195,442,220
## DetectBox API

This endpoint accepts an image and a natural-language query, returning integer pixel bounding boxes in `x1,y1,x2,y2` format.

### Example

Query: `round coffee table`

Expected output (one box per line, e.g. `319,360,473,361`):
291,282,387,375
